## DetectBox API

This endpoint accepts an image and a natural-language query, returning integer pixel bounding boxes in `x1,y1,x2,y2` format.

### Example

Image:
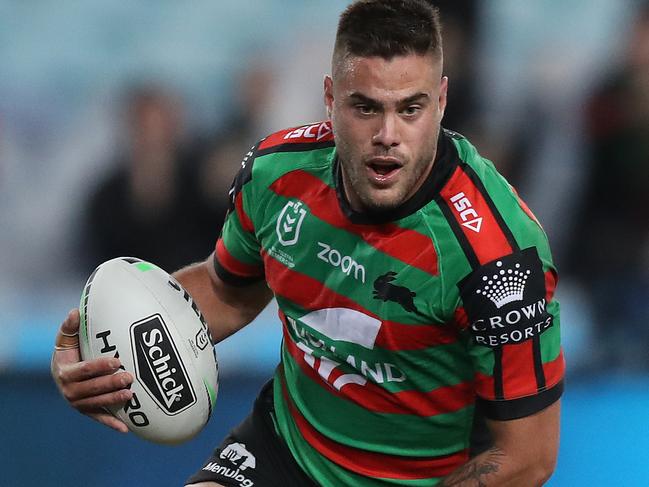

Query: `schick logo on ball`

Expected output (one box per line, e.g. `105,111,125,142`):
130,315,196,415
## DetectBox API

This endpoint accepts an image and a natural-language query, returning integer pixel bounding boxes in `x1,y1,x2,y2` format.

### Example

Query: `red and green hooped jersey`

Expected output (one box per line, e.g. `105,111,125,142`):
214,121,564,486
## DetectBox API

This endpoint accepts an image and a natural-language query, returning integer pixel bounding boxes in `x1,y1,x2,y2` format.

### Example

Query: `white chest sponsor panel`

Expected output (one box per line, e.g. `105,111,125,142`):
299,307,381,349
288,307,406,391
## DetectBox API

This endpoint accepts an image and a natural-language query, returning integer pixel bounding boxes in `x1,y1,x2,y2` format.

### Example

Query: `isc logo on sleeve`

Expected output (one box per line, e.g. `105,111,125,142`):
450,192,483,233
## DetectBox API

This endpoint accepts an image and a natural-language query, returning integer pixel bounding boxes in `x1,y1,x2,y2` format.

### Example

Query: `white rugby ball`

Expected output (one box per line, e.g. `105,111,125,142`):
78,257,219,445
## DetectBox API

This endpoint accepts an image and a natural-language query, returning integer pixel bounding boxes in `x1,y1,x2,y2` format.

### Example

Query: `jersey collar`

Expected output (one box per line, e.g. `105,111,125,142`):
333,128,456,224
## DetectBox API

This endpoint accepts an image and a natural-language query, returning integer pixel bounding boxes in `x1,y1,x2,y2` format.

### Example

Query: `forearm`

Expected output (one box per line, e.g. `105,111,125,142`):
440,399,560,486
172,257,272,343
438,446,551,487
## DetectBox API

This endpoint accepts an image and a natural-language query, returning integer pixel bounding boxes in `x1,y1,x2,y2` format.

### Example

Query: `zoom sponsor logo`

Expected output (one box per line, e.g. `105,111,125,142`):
130,315,196,415
317,242,366,283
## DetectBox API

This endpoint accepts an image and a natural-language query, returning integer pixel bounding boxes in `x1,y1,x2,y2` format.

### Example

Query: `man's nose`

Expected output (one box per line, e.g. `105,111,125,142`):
372,114,400,148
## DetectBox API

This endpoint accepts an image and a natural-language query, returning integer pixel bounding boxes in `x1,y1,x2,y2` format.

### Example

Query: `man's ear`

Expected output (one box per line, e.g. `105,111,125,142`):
324,75,334,119
438,76,449,118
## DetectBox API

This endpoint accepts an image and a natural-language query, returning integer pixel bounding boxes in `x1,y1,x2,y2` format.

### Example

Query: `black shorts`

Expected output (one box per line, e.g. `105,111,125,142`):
186,379,319,487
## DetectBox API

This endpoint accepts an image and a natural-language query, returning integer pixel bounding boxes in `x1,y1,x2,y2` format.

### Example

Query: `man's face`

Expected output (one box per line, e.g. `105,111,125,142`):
325,53,447,212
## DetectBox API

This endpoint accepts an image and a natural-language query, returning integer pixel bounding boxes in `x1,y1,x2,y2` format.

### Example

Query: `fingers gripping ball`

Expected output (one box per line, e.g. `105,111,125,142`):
79,257,219,444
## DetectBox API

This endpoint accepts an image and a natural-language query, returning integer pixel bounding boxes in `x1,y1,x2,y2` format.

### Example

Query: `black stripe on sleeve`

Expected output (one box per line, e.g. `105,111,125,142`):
478,380,563,421
227,142,259,214
492,347,505,401
213,257,264,288
436,196,480,269
255,140,336,158
532,334,546,390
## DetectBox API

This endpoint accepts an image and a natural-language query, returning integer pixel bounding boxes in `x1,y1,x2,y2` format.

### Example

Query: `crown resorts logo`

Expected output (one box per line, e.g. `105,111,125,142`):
459,248,554,348
475,260,531,309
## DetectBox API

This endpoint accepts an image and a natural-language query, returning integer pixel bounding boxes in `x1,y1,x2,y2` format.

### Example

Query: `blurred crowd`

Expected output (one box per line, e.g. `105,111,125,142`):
568,4,649,371
1,0,647,375
82,0,482,273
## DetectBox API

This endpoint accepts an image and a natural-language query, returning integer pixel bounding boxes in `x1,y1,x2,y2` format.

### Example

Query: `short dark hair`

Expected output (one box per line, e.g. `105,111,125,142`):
333,0,443,69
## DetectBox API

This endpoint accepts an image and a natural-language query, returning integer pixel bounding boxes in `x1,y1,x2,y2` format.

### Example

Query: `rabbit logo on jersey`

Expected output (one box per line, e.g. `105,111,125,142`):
202,442,256,486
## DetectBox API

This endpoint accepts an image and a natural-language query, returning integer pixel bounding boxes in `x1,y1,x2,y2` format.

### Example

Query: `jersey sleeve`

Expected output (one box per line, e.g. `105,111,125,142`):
438,135,565,421
213,143,265,286
457,245,564,421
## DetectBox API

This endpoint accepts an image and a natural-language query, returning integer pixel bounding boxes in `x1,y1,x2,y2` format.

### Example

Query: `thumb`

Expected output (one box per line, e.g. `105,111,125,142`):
61,308,81,335
54,309,82,364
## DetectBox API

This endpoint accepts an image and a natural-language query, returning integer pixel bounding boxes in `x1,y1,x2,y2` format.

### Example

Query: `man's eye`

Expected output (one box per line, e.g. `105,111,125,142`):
356,105,376,115
401,106,421,116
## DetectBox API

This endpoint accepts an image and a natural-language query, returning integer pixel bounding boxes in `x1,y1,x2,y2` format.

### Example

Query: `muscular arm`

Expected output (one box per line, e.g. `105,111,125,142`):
439,400,561,486
173,253,273,343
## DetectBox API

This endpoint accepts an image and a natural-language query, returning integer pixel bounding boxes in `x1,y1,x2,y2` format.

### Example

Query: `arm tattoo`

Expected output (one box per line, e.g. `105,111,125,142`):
438,447,506,487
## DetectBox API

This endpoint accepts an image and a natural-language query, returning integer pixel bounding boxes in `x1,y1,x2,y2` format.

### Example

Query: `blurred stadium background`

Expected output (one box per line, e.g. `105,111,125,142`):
2,0,648,485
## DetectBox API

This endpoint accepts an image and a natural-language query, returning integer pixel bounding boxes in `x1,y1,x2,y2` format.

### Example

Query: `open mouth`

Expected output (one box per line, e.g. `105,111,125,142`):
370,162,400,175
366,158,403,182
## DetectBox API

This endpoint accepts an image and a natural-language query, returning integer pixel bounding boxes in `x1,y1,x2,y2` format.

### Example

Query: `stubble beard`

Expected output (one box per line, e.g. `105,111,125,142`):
340,147,436,213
